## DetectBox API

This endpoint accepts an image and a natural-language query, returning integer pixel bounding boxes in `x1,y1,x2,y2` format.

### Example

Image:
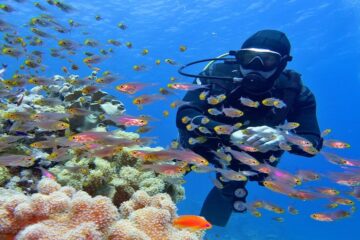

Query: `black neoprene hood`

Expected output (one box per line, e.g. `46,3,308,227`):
241,29,291,57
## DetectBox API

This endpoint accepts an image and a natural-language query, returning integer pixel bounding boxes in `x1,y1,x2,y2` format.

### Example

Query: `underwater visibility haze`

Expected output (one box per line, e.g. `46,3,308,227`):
0,0,359,240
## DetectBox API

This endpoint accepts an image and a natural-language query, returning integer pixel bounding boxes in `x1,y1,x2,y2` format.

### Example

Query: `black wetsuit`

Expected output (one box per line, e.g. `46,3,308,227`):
176,61,323,226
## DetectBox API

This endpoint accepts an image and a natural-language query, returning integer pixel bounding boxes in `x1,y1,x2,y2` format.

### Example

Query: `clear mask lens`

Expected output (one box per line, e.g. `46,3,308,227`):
237,49,282,71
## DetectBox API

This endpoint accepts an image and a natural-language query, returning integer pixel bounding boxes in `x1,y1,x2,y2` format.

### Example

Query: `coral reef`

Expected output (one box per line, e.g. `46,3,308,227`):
49,141,185,206
0,70,187,237
0,166,10,185
0,72,185,212
0,178,204,240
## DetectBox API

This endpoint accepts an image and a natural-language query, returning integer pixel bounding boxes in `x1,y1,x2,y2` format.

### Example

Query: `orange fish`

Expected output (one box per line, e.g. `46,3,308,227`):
323,139,350,149
167,83,206,91
66,107,94,116
68,131,113,143
332,197,354,206
297,170,320,181
225,148,259,166
261,201,285,213
236,144,258,152
129,149,178,162
311,210,351,222
215,168,247,181
35,120,69,131
310,213,333,222
132,64,147,71
321,128,331,137
142,163,186,176
104,114,150,127
266,166,302,186
2,111,31,121
289,190,320,200
115,82,153,94
173,215,212,231
300,145,319,155
262,180,295,196
81,85,99,95
214,124,236,135
85,146,123,158
170,100,187,108
314,187,340,196
283,133,313,147
96,75,119,84
320,151,348,166
83,55,104,65
159,87,174,95
132,94,164,106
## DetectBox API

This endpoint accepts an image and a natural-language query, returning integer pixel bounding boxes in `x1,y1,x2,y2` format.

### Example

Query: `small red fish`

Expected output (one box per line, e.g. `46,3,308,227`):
311,210,350,222
283,133,313,147
142,163,186,176
104,115,150,127
68,131,113,143
132,94,164,107
262,180,296,196
289,190,320,200
323,139,350,149
167,83,206,91
173,215,212,231
115,82,153,94
320,151,347,166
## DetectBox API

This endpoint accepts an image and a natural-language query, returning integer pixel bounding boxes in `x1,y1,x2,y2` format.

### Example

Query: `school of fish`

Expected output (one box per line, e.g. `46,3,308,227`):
0,0,358,230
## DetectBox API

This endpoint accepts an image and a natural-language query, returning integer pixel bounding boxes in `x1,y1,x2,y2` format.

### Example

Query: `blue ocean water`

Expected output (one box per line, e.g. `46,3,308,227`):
1,0,359,239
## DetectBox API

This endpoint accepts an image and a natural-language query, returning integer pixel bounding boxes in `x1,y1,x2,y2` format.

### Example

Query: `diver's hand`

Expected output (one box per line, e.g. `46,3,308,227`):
243,126,285,153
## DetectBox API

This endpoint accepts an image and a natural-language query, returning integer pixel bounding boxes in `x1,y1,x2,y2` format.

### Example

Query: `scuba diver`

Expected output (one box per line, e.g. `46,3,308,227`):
176,29,323,226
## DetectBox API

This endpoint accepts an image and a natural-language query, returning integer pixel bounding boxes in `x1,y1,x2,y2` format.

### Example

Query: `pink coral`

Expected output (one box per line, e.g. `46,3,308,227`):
116,190,203,240
130,207,172,239
0,179,205,240
0,178,119,239
107,220,151,240
37,177,61,195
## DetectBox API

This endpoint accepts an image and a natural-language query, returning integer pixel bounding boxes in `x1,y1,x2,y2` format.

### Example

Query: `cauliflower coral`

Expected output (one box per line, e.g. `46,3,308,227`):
0,178,205,240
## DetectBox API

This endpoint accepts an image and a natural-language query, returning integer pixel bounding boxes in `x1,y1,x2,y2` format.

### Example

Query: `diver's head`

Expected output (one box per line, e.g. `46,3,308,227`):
235,30,293,94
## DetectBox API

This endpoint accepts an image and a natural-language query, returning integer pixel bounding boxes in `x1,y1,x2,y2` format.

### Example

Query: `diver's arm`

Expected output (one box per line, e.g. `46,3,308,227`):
286,86,323,157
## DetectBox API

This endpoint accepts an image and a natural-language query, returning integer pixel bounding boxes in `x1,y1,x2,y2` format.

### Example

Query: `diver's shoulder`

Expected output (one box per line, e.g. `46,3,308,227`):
276,68,304,90
283,69,302,79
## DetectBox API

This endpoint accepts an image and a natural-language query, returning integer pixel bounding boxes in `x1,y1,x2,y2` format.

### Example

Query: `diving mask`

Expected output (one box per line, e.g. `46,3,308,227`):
235,48,288,71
